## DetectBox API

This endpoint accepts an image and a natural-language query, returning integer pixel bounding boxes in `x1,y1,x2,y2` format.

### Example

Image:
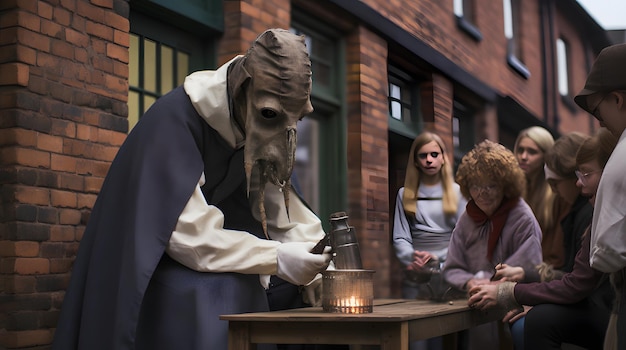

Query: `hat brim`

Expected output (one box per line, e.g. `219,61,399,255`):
574,88,596,114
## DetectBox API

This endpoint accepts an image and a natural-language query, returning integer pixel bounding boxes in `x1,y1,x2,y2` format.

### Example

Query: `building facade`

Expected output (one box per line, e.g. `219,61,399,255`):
0,0,614,347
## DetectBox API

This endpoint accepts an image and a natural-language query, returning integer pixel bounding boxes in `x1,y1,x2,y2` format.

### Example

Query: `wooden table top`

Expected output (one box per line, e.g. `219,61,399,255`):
220,299,478,322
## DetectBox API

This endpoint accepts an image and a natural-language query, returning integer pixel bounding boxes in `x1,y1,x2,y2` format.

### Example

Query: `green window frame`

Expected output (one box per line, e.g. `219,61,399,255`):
387,66,423,140
128,11,215,130
290,20,346,232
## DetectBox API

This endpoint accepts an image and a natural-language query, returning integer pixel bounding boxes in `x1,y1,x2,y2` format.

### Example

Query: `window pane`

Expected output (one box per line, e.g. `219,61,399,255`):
177,52,190,85
144,95,157,113
313,61,331,87
390,101,402,120
129,34,139,87
294,117,320,212
143,39,157,92
390,83,401,99
291,28,333,94
556,38,569,96
128,91,140,129
312,37,333,62
388,74,415,124
454,0,463,16
161,45,174,92
503,0,513,39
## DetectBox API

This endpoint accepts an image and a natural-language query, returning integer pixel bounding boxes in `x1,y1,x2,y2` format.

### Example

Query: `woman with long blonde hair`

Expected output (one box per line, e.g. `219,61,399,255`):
514,127,564,269
393,131,466,298
514,127,555,232
392,131,467,350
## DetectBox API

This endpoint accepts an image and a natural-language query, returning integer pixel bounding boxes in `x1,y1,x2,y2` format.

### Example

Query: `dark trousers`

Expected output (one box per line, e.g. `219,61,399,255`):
524,301,609,350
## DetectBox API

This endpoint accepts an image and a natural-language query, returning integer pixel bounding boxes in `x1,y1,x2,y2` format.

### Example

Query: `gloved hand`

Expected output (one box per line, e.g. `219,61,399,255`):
302,273,323,306
277,242,332,286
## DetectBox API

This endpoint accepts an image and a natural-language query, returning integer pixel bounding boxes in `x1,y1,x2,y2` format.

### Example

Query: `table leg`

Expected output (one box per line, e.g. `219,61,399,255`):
228,321,255,350
379,321,409,350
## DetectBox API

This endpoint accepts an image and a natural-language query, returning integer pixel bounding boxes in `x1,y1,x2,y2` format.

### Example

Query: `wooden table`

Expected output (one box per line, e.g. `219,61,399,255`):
220,299,505,350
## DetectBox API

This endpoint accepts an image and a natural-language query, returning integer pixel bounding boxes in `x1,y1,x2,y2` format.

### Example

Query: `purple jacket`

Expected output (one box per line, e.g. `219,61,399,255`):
444,198,543,291
515,229,608,305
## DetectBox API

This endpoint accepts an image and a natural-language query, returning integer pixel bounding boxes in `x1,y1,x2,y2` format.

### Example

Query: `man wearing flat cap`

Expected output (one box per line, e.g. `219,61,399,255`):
574,43,626,350
51,29,332,350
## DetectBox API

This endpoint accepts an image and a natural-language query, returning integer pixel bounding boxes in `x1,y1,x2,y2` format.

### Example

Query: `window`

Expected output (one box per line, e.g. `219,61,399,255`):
388,67,422,139
128,34,190,129
453,0,482,41
290,22,345,231
503,0,529,78
128,12,214,130
556,38,569,96
452,100,475,169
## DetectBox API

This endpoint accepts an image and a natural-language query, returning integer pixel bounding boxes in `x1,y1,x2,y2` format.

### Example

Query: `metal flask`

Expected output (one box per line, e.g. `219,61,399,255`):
329,211,363,269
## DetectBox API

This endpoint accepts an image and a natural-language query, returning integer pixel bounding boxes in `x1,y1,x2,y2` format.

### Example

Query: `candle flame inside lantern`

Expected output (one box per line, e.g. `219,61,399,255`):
322,270,374,314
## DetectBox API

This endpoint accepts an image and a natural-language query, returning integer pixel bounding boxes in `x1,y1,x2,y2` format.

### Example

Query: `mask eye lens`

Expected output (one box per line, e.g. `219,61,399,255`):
261,109,278,119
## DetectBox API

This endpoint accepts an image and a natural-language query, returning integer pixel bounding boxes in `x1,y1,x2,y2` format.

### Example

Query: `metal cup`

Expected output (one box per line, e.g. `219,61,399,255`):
329,212,363,269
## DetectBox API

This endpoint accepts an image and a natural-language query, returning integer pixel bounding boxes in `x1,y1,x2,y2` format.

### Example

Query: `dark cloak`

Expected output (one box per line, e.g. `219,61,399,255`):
52,85,270,349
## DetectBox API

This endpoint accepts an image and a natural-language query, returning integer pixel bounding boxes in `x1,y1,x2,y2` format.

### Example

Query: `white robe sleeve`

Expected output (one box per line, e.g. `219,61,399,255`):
166,175,280,275
166,173,326,277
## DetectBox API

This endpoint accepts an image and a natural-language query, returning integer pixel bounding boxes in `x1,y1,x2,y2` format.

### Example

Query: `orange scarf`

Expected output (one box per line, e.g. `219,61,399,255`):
466,197,519,261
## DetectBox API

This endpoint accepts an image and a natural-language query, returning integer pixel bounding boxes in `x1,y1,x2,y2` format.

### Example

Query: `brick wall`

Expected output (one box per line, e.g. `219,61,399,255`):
219,0,291,65
345,26,391,297
0,0,129,348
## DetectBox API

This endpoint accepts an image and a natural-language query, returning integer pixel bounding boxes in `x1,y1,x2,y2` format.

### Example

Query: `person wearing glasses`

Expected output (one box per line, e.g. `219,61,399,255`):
392,131,467,350
574,43,626,350
467,128,616,350
443,140,542,350
543,132,593,275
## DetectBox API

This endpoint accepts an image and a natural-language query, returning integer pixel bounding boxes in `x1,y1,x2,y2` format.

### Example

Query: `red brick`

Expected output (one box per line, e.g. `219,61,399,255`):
59,173,83,191
105,42,127,63
92,0,113,9
53,6,72,26
113,28,128,47
0,62,29,86
50,189,77,208
84,176,104,193
4,147,51,168
85,20,112,40
76,193,96,209
41,18,63,38
65,27,89,47
105,11,129,31
16,10,41,32
1,275,37,293
15,186,50,206
76,158,108,177
0,128,37,146
14,241,39,257
49,225,76,241
59,208,81,225
0,329,54,348
51,38,74,59
38,1,53,19
76,0,105,23
17,27,50,52
14,257,50,274
60,0,76,12
37,133,64,153
50,257,73,273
